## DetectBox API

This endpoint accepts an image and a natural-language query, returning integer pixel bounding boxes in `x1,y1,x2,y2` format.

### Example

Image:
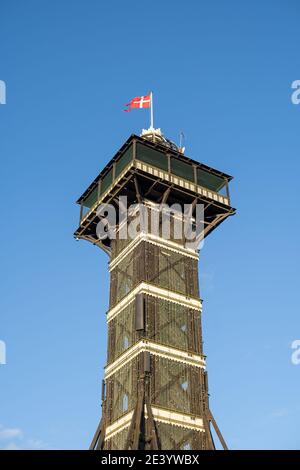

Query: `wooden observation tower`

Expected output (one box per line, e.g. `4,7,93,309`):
74,128,235,450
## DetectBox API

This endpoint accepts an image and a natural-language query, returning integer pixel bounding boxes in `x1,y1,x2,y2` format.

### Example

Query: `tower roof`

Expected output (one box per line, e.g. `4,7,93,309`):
76,133,233,205
140,127,181,152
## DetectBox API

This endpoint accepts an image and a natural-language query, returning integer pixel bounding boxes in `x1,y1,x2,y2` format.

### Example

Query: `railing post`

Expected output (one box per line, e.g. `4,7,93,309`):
225,179,230,204
193,165,197,185
98,179,102,201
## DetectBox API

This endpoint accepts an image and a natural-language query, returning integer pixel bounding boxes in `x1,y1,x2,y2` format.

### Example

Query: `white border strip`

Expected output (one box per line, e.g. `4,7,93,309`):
105,340,206,378
105,411,134,439
105,406,205,440
107,282,202,322
151,406,204,431
110,232,198,272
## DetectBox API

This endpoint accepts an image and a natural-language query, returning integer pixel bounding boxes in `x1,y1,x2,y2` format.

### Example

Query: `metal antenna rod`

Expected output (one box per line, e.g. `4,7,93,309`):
179,131,185,149
150,92,154,129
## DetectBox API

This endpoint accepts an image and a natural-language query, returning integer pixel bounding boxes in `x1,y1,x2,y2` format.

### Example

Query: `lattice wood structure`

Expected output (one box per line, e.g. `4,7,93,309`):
74,130,235,450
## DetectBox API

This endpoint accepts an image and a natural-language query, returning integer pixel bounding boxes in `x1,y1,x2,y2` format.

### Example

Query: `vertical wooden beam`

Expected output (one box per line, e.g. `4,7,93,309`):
135,294,145,331
193,165,198,185
133,175,142,204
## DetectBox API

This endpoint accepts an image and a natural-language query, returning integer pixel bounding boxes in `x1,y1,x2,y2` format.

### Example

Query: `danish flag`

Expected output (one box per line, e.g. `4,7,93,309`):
124,94,151,112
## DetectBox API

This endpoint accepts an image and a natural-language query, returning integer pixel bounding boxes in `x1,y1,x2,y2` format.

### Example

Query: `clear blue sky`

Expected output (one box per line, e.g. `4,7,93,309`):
0,0,299,450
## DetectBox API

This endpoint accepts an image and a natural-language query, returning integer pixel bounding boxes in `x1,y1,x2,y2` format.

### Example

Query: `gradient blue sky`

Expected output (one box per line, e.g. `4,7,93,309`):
0,0,299,450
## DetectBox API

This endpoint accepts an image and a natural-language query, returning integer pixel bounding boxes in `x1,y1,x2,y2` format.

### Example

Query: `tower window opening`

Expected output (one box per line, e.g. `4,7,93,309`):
118,276,132,300
181,380,189,391
122,393,129,412
123,336,129,349
183,441,191,450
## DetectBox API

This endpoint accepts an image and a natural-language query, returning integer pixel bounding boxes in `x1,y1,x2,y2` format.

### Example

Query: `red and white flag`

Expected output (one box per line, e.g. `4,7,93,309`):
124,94,151,112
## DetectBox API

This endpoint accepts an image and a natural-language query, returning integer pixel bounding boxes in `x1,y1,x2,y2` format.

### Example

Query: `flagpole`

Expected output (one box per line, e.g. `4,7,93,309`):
150,92,154,129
